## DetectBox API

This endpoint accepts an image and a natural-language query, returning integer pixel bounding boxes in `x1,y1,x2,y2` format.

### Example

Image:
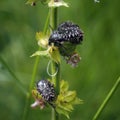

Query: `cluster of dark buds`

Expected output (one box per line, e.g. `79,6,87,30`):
49,21,84,67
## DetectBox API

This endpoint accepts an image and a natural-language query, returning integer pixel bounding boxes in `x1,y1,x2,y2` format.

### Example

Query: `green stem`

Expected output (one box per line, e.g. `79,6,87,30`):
52,108,59,120
22,12,50,120
0,56,27,95
92,76,120,120
51,62,60,93
51,61,60,120
49,7,60,120
43,10,50,34
50,7,58,30
22,55,40,120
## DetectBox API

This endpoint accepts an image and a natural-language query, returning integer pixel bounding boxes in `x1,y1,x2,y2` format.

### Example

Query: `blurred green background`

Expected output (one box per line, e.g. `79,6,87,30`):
0,0,120,120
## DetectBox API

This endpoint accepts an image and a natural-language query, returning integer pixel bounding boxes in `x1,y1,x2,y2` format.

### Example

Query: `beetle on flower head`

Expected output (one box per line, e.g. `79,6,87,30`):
49,21,84,67
36,80,56,103
49,21,83,56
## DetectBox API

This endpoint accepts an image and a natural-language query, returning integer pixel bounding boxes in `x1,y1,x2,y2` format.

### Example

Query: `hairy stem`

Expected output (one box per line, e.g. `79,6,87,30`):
92,76,120,120
49,7,60,120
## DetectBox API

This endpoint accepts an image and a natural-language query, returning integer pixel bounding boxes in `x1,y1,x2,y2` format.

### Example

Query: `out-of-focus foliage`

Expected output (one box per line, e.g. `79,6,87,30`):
0,0,120,120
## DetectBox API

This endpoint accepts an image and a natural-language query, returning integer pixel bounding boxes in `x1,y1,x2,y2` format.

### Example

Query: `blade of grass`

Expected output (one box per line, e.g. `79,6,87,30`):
0,56,27,95
92,76,120,120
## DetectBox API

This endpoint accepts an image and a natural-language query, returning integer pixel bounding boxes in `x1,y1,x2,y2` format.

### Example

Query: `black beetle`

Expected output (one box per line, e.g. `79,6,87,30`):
36,80,56,102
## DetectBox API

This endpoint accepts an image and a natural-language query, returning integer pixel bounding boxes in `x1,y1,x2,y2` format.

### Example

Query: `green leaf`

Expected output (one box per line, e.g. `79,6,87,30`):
55,80,83,119
63,91,77,102
31,50,49,57
57,103,71,112
60,80,69,92
56,106,70,119
60,103,73,111
72,97,83,105
48,46,61,63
